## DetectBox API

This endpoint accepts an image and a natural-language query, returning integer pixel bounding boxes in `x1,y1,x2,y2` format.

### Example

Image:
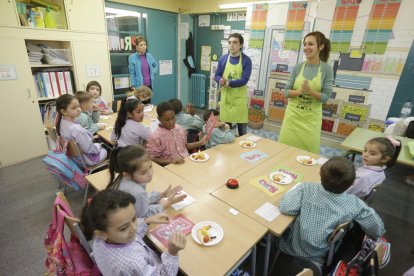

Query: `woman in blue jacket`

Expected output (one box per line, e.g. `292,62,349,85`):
128,36,158,103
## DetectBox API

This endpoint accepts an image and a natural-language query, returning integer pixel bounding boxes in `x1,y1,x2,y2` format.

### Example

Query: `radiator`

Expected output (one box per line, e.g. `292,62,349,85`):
190,74,206,108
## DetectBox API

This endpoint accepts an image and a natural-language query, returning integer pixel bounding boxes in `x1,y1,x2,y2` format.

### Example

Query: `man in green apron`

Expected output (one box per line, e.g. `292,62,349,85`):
279,31,333,153
215,33,252,136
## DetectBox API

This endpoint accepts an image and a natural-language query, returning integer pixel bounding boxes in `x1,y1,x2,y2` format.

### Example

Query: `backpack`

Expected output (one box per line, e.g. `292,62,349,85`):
43,138,87,191
44,195,101,275
406,120,414,138
330,230,390,276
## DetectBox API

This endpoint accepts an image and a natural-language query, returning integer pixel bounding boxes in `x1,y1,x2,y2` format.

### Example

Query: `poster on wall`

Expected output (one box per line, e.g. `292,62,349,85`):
270,29,298,73
249,4,268,48
284,2,308,51
330,0,361,53
201,45,211,71
362,0,402,54
208,61,219,109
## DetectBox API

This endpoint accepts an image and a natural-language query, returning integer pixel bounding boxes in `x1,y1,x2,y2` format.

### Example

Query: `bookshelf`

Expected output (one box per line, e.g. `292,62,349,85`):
0,0,110,166
26,39,75,126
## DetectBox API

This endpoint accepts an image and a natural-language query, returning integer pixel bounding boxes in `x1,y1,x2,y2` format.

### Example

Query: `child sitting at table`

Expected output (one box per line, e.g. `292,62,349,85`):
81,189,186,276
129,85,153,103
346,136,402,199
203,109,235,149
278,156,385,262
86,80,113,115
146,101,209,166
56,94,107,165
111,96,150,147
107,145,186,218
74,91,105,134
169,99,203,144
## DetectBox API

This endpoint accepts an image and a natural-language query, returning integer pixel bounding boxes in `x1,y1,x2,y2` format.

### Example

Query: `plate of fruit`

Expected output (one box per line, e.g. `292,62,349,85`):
190,151,209,162
192,221,223,246
269,171,293,185
239,140,257,148
296,156,316,166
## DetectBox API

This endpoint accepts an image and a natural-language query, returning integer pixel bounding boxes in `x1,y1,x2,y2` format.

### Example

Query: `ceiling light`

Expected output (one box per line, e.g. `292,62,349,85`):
219,0,310,10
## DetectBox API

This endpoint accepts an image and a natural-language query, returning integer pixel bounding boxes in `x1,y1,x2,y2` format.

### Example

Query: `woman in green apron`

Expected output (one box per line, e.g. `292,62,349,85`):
279,31,333,153
215,33,252,136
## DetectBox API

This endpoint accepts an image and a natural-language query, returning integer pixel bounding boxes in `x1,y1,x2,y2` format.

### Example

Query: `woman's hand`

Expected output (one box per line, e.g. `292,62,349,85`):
301,80,310,94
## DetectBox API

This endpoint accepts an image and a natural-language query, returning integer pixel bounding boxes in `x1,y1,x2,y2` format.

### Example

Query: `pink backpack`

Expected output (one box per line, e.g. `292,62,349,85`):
44,195,101,275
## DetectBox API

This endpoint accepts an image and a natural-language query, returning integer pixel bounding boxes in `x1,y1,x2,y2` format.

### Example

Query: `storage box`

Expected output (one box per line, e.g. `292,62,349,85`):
43,48,71,65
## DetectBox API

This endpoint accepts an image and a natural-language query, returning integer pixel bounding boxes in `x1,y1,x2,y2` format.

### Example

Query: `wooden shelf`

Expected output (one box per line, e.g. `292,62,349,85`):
38,97,58,102
30,64,72,68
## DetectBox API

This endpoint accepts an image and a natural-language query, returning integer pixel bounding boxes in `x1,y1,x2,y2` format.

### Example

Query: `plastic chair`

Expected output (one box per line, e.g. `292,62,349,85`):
56,192,94,260
269,251,322,276
297,268,313,276
326,221,353,267
67,140,108,206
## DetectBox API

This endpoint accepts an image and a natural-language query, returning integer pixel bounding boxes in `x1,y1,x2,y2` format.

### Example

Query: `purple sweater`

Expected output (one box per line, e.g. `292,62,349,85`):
214,53,252,87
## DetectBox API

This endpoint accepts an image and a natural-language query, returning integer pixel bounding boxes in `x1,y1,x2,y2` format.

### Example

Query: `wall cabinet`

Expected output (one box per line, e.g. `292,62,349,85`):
72,40,112,99
0,0,19,27
0,38,48,166
0,0,111,166
65,0,106,33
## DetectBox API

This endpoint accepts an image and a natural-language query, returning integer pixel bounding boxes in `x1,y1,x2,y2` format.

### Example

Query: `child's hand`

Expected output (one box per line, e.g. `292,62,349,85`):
167,193,187,206
172,157,185,164
100,109,111,115
199,135,210,145
92,103,99,112
97,123,106,130
163,185,183,198
145,213,169,225
168,231,187,256
224,123,230,131
185,104,196,116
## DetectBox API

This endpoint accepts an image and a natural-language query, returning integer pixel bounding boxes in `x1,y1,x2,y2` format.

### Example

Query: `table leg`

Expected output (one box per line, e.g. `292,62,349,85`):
263,232,271,276
251,245,256,276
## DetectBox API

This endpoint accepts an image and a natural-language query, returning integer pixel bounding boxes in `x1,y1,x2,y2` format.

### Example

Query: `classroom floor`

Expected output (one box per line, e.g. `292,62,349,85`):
0,127,413,275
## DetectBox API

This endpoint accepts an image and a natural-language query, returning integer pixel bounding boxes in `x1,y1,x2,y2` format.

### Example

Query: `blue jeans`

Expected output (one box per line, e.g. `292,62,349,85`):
226,123,247,136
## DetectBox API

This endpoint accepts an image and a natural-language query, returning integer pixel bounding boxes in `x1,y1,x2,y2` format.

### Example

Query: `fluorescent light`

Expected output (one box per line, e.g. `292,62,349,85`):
105,7,141,17
219,0,308,10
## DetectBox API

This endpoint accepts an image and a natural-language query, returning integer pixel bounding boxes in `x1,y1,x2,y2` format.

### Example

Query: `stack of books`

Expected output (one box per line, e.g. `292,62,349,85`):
27,43,44,65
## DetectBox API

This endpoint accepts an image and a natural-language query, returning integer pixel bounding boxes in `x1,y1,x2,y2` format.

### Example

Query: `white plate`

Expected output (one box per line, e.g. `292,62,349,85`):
239,140,257,148
296,155,316,166
269,171,293,185
106,126,113,132
190,152,209,162
191,221,224,246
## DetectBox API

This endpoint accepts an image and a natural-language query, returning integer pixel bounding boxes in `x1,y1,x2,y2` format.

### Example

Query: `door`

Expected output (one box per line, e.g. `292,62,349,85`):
147,12,177,104
71,40,113,101
65,0,106,33
0,38,48,166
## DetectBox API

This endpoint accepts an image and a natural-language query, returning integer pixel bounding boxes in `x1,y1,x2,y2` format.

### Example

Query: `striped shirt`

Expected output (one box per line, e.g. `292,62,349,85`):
93,97,113,114
74,111,100,134
346,165,386,198
147,124,189,161
279,183,385,262
175,111,203,131
111,119,150,147
203,125,235,148
93,219,179,276
119,178,163,218
59,118,106,165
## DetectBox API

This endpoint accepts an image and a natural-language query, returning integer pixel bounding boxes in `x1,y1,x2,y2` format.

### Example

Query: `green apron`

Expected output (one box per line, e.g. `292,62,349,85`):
220,54,248,123
278,63,322,153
